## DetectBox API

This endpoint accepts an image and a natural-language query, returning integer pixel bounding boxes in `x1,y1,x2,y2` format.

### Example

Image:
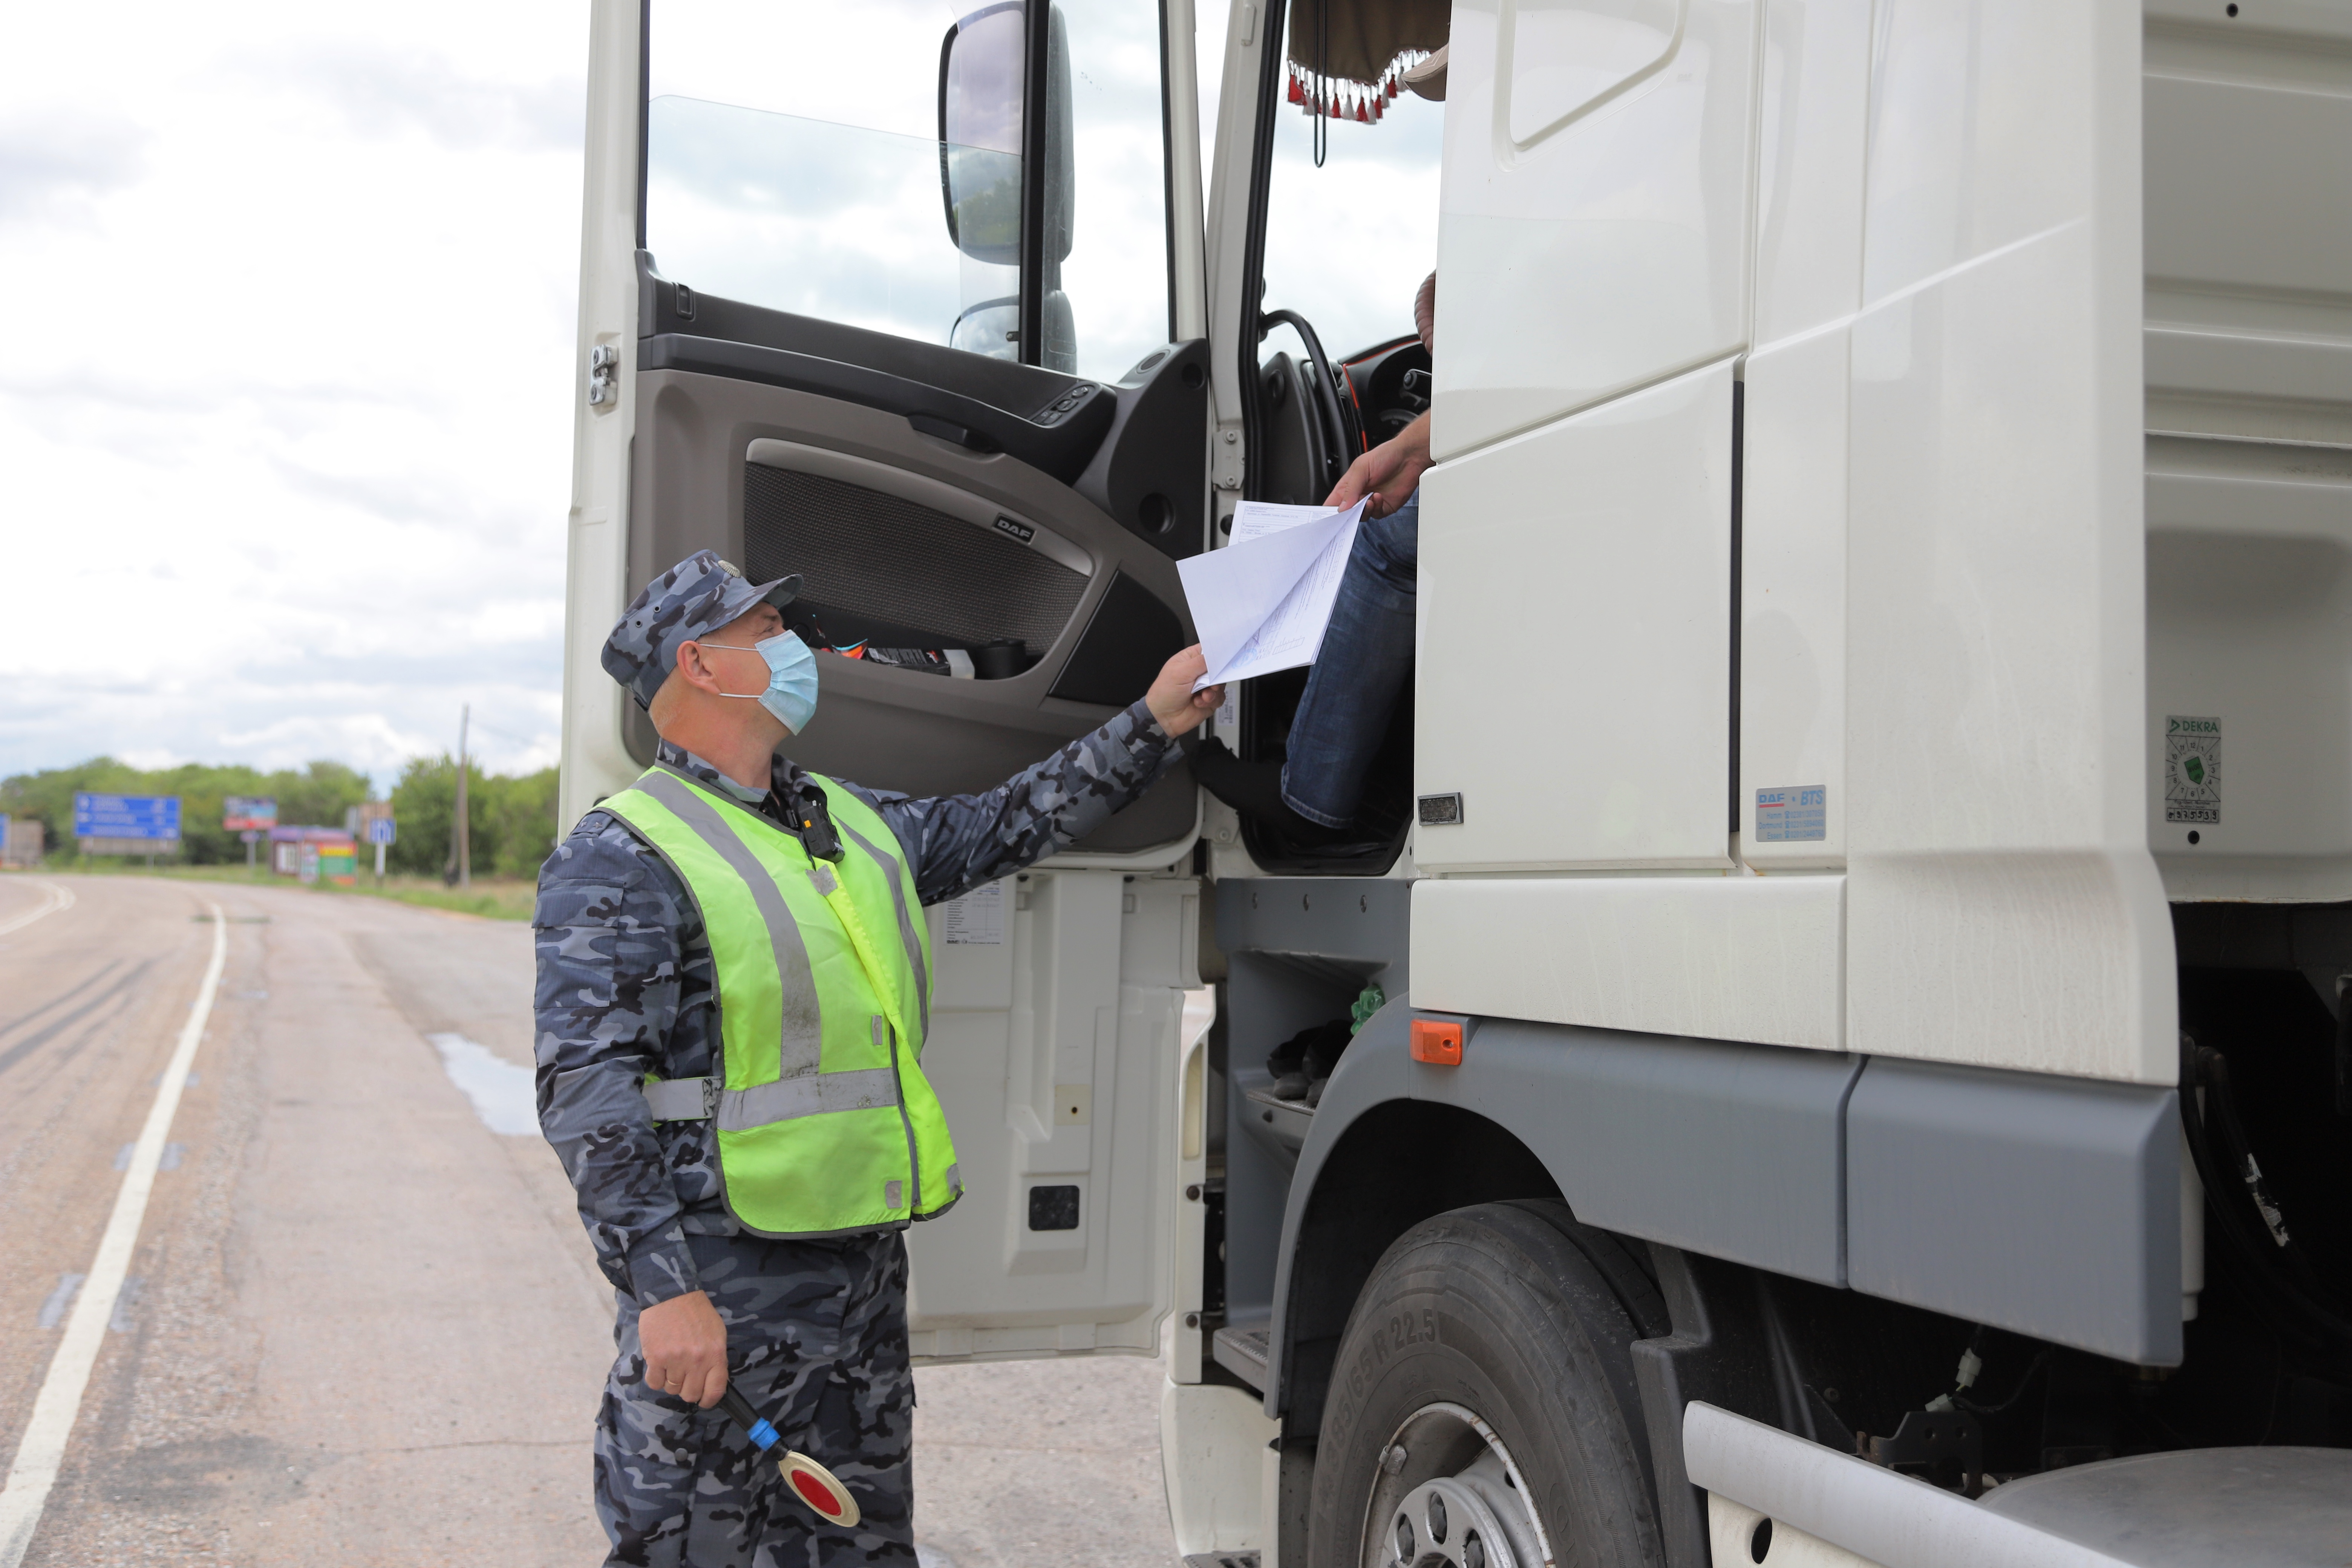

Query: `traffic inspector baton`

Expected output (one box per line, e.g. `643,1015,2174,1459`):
718,1384,862,1527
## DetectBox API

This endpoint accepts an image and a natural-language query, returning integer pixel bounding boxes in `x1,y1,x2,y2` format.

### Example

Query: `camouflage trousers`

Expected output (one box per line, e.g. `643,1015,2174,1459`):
595,1228,916,1566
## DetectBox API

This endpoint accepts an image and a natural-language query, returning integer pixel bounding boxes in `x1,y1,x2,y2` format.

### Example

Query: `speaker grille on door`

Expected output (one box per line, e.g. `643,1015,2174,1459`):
743,463,1087,652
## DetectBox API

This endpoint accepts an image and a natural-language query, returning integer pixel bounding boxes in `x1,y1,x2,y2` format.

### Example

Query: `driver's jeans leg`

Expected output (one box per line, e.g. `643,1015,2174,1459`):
1279,490,1419,829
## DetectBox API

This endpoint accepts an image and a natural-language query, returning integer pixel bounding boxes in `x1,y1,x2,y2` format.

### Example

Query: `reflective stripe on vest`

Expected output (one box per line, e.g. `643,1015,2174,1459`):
600,765,961,1237
633,769,824,1078
834,819,931,1048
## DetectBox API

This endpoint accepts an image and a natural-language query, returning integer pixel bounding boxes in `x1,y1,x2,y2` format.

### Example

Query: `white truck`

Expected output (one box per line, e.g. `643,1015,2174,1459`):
561,0,2352,1562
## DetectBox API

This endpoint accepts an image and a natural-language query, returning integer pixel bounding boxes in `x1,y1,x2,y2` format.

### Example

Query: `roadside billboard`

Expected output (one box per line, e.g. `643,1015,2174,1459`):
270,825,357,877
74,793,181,857
224,796,279,831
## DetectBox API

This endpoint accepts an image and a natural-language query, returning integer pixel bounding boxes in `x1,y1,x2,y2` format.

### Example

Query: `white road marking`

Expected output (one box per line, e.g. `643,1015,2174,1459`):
0,881,75,940
426,1032,539,1137
0,900,227,1568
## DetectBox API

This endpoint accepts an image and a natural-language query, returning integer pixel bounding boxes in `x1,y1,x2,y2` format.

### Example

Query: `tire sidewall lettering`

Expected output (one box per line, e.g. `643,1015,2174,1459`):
1383,1305,1440,1354
1335,1303,1444,1442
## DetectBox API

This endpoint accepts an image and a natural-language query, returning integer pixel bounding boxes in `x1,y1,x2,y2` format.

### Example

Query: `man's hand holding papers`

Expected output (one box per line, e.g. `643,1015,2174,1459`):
1174,497,1369,692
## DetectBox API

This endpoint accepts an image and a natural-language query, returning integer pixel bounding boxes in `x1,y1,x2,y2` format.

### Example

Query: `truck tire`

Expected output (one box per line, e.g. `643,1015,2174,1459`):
1307,1201,1667,1568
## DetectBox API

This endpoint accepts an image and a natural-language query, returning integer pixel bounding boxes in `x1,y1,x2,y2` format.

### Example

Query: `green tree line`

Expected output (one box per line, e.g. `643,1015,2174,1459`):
1,756,561,880
384,756,561,879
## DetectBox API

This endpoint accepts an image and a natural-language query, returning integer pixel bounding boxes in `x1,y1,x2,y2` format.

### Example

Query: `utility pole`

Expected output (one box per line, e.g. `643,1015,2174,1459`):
452,703,472,888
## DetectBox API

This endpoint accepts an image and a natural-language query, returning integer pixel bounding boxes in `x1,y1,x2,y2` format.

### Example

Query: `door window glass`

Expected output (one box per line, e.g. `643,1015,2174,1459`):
1257,59,1444,361
645,0,1170,383
1052,2,1176,377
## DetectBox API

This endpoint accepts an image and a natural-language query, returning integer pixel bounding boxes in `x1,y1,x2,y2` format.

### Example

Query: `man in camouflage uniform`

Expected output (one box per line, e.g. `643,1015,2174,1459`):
535,550,1220,1565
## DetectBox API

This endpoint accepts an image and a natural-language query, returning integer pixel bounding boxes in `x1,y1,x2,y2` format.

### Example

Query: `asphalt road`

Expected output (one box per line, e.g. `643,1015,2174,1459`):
0,874,1177,1568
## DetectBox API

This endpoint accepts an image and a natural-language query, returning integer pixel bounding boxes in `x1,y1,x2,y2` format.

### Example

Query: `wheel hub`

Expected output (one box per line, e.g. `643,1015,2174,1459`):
1367,1404,1549,1568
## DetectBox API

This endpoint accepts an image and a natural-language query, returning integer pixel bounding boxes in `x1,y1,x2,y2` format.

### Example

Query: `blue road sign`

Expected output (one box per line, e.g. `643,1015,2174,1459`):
74,793,181,841
368,818,397,846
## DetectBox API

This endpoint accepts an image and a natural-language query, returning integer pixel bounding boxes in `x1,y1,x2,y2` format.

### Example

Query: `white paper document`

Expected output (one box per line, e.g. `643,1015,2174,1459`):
941,880,1004,945
1177,497,1367,691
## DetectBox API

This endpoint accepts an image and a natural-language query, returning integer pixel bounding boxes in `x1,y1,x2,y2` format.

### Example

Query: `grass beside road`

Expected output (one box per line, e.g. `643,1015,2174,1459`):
351,876,538,921
11,862,538,921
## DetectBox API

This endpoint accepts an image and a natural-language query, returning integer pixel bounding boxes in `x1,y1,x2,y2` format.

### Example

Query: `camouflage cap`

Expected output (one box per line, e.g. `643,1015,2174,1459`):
602,550,804,711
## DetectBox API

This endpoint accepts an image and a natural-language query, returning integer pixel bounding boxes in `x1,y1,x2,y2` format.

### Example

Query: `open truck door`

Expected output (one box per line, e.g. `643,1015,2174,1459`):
562,0,1214,1360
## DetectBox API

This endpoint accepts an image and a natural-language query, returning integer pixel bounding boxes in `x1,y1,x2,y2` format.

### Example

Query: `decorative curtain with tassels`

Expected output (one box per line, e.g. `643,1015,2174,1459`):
1284,0,1448,122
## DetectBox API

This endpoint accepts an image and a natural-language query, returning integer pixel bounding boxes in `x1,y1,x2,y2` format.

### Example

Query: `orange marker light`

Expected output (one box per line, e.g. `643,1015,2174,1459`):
1409,1018,1463,1066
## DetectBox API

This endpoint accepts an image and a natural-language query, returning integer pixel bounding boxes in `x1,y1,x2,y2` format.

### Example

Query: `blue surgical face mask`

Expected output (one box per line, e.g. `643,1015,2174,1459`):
702,631,820,734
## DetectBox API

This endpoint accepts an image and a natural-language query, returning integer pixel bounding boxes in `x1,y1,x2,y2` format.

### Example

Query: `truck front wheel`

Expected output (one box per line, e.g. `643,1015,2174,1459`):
1306,1201,1666,1568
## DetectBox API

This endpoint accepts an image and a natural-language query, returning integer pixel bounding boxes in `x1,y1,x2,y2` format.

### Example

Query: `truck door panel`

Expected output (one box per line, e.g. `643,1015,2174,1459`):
905,872,1199,1358
623,345,1203,854
567,0,1212,1360
611,0,1207,861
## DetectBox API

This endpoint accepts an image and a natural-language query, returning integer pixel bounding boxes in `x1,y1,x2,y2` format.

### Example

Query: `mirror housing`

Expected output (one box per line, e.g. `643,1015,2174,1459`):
939,2,1072,269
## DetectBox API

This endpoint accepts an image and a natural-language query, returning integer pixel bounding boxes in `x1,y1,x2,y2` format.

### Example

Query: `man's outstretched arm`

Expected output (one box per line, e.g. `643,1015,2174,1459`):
842,646,1223,906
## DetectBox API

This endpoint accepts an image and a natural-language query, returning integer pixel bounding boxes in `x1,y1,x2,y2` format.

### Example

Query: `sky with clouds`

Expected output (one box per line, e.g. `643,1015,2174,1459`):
0,0,1438,793
1,1,587,787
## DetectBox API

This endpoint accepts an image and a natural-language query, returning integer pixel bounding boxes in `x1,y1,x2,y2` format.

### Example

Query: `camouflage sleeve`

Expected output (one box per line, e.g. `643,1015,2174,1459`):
532,813,702,1306
838,698,1180,906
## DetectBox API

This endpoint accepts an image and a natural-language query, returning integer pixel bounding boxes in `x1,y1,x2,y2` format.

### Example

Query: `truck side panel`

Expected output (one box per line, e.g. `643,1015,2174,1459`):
1254,1009,2183,1429
1421,0,2177,1084
1844,0,2164,1084
1412,870,1845,1050
1845,1056,2182,1363
1740,0,1870,873
2142,3,2352,898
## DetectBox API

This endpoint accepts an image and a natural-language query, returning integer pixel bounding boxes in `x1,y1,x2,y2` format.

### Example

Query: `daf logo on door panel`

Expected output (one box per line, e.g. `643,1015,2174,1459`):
993,515,1036,544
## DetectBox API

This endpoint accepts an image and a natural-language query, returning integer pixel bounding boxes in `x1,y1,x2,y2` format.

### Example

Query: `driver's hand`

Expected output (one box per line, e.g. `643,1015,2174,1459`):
1326,410,1433,518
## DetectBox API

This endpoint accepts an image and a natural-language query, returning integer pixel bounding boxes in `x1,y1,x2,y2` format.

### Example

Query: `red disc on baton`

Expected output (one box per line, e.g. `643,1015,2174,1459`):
781,1452,860,1527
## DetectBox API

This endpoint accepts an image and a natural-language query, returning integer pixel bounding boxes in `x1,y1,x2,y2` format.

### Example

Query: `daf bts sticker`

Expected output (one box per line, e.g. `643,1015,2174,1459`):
2165,715,2222,824
1755,786,1827,842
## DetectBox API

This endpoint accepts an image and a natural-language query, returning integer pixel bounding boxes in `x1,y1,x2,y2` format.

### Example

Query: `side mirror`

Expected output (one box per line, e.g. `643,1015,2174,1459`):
938,2,1073,270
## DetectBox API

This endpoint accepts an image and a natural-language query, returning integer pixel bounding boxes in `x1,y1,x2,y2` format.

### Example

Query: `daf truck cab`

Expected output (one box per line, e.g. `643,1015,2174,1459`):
560,1,2352,1563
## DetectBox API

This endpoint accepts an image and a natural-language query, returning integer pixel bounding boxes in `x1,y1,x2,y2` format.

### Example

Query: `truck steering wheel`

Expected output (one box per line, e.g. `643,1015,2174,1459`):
1261,308,1364,499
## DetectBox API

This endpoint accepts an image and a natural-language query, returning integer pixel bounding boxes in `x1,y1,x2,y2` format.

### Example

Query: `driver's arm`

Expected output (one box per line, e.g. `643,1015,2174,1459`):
1326,409,1432,519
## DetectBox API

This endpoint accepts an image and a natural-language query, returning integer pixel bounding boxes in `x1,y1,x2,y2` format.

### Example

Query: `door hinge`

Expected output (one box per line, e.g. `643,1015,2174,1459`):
586,343,620,408
1213,421,1245,491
